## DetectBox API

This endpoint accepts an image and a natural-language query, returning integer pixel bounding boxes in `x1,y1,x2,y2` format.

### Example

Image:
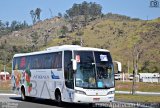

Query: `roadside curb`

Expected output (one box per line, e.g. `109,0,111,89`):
116,91,160,96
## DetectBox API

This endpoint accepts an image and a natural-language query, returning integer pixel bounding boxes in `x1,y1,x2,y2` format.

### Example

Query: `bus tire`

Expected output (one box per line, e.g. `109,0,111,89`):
21,86,27,101
55,90,63,106
89,103,94,108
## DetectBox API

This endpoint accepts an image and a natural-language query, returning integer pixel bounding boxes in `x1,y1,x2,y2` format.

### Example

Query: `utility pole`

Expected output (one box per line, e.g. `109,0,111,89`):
128,60,130,81
128,61,129,75
158,72,160,83
132,70,135,95
80,36,83,46
3,39,7,81
4,65,6,80
4,50,7,80
132,44,136,95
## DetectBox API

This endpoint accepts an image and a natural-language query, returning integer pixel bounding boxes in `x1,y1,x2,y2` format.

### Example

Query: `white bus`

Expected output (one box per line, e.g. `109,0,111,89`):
11,45,115,106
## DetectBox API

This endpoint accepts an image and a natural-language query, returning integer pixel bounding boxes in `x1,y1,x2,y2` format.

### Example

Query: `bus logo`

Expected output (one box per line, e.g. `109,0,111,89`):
51,71,60,79
150,0,159,8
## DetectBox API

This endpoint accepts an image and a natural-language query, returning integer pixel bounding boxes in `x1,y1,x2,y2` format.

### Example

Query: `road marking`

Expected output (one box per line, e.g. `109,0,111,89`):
0,93,19,96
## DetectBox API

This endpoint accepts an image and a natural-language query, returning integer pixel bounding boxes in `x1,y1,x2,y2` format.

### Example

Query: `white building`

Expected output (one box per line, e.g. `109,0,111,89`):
139,73,160,83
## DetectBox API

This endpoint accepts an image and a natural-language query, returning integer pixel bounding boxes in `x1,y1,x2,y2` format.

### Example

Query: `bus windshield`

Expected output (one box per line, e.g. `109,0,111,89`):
74,51,114,89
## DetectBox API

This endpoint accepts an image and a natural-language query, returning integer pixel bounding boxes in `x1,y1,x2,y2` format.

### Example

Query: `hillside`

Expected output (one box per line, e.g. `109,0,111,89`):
0,15,160,73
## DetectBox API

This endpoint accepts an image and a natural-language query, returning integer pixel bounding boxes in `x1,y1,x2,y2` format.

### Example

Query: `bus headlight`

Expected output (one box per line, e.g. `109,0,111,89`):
107,91,115,95
75,90,86,95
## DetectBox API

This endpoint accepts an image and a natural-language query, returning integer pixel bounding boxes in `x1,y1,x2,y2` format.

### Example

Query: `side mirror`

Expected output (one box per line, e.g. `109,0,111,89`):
117,62,122,73
113,61,122,73
72,59,77,71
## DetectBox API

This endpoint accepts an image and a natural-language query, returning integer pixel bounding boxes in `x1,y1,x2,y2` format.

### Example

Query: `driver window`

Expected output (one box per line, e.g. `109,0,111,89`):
64,51,74,89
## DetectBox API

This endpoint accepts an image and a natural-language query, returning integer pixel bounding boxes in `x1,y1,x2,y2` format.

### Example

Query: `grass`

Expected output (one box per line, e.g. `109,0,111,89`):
115,81,160,92
115,94,160,103
1,80,160,92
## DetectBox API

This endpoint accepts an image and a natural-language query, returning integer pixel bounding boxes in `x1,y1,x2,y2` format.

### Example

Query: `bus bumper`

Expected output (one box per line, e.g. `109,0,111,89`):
73,94,114,103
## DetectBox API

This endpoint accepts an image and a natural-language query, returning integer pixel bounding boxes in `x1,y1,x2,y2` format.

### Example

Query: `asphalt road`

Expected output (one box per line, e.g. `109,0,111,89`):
0,94,93,108
0,94,159,108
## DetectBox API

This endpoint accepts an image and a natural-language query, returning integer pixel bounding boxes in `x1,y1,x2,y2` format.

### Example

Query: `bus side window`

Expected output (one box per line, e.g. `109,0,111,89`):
13,58,17,70
14,57,20,70
64,51,74,89
52,52,62,69
20,57,26,70
30,55,36,69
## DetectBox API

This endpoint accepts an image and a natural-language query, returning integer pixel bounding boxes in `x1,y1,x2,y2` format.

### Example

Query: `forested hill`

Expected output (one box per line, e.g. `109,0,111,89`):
0,2,160,73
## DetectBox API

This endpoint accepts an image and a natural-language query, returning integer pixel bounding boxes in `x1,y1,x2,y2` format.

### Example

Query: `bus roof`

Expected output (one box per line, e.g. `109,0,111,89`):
13,45,110,57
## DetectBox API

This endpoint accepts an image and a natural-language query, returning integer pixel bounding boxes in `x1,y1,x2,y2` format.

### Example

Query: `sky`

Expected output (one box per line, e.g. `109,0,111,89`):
0,0,160,25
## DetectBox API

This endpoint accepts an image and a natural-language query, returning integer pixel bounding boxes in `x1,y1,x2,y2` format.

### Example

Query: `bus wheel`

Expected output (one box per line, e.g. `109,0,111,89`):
21,87,27,101
89,103,94,108
55,91,63,106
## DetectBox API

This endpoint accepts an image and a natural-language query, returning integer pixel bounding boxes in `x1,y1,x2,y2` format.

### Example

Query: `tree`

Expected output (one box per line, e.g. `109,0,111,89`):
76,30,84,46
72,3,80,16
64,14,69,19
22,21,29,28
30,10,36,24
65,1,102,27
66,3,81,19
43,30,51,46
49,8,53,18
60,25,68,38
44,34,49,46
0,20,5,29
35,8,42,21
10,20,28,31
58,12,62,18
132,41,143,95
10,20,17,31
90,2,102,18
66,8,74,19
30,8,42,24
132,42,143,76
81,1,89,26
5,21,9,28
30,31,39,51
